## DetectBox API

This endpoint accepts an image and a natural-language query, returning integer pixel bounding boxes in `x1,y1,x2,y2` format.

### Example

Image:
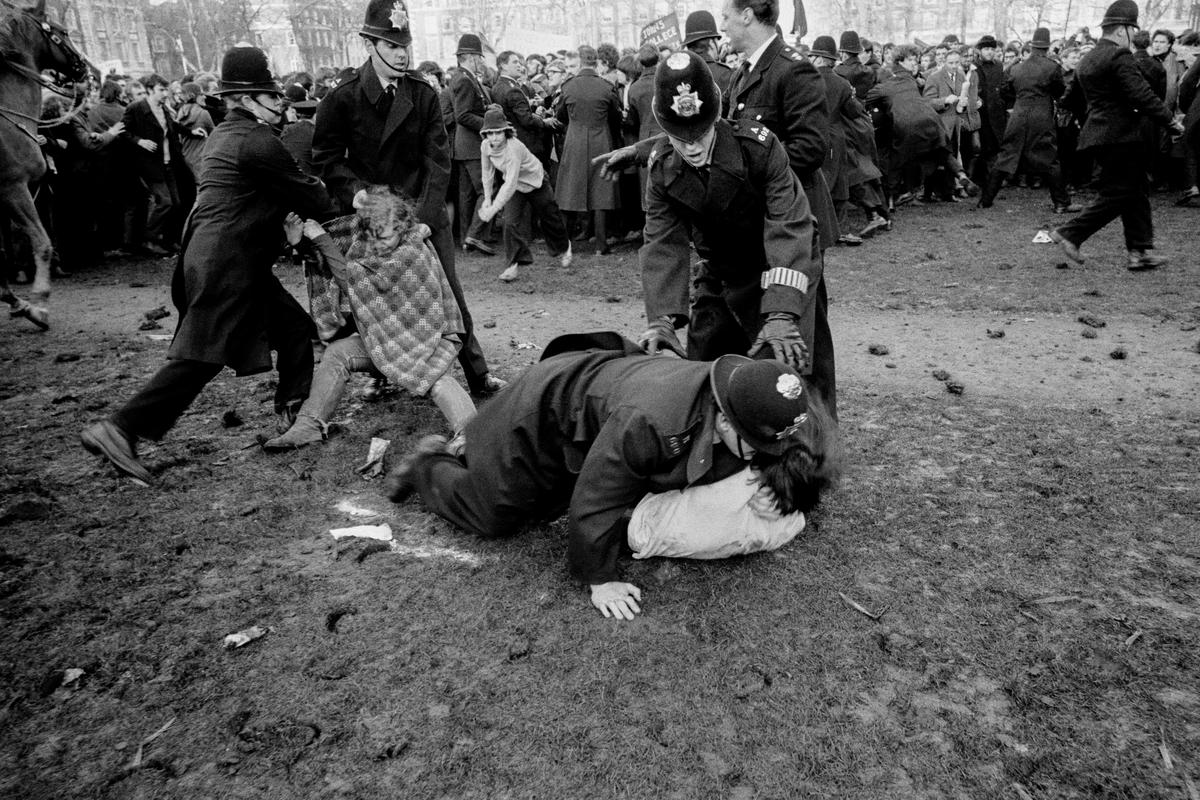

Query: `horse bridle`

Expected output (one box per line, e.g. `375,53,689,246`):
0,2,90,136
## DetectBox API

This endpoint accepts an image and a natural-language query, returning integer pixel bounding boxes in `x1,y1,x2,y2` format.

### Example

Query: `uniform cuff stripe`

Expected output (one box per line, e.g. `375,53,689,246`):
760,267,809,294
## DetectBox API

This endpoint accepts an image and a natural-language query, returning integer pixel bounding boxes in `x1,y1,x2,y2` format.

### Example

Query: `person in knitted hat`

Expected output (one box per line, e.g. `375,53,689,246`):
475,104,572,282
385,331,840,621
1052,0,1185,270
82,45,334,486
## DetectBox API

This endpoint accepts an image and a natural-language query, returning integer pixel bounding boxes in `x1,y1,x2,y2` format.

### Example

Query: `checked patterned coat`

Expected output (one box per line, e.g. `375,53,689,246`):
305,216,464,397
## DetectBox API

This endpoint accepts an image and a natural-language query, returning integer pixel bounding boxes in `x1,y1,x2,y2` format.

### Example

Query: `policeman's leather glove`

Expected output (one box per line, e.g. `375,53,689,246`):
637,315,685,357
749,312,810,371
592,146,637,181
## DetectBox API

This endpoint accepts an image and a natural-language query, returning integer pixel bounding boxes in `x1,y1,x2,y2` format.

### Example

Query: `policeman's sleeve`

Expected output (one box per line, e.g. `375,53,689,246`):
760,135,820,319
639,168,692,324
245,129,334,220
1113,54,1175,128
567,406,660,584
505,86,545,132
312,94,361,212
451,75,486,133
779,61,830,179
415,88,453,225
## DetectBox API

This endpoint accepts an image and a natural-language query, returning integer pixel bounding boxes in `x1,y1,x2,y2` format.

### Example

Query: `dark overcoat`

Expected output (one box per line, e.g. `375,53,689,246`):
639,120,834,413
817,64,856,200
280,118,316,176
167,109,331,374
705,56,734,100
312,61,450,225
554,68,622,211
993,51,1065,174
449,67,491,161
623,71,661,201
425,332,745,584
975,59,1007,154
725,36,839,247
493,74,549,161
1064,39,1175,152
835,60,879,100
865,68,947,163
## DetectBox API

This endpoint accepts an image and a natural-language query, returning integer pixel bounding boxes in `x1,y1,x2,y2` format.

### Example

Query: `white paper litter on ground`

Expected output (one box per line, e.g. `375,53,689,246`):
1031,230,1053,243
389,540,482,566
334,499,386,518
329,523,393,540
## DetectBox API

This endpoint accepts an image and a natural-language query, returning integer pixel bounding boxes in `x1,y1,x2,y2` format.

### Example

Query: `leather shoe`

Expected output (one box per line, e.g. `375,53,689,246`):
464,237,497,256
81,420,153,486
1053,203,1083,214
471,374,507,396
837,234,863,246
1050,230,1084,264
384,434,448,503
859,215,889,238
1127,250,1166,271
141,242,171,257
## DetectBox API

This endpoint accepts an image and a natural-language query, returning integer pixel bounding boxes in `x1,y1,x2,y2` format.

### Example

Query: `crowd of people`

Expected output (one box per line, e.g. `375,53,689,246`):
50,0,1193,619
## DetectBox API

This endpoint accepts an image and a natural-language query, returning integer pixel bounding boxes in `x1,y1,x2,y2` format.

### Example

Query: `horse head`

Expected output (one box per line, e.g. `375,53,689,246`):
1,0,90,84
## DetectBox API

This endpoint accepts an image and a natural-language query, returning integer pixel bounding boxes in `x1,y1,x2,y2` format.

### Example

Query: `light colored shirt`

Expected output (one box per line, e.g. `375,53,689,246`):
480,136,543,211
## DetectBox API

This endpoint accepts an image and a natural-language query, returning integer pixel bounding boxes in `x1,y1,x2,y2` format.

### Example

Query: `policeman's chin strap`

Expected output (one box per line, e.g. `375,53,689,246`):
370,39,409,75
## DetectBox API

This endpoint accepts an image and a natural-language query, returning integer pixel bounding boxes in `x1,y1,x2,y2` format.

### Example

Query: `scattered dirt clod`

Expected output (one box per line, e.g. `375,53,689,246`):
986,329,1005,339
1081,328,1098,339
1078,314,1106,328
54,353,81,363
947,382,965,395
221,410,244,428
138,320,162,331
481,319,497,328
932,369,950,381
868,344,890,356
1110,347,1127,360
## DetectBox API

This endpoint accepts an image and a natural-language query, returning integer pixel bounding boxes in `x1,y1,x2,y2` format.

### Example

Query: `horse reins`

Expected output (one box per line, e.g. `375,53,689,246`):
0,1,90,140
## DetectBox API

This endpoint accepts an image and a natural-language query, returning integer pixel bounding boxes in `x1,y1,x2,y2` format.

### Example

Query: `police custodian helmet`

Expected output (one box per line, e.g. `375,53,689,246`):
651,50,720,142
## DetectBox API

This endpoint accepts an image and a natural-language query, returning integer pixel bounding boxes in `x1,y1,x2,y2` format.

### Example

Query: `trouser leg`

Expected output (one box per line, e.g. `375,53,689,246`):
428,375,476,433
295,335,372,423
460,160,489,242
502,192,533,265
112,358,223,441
265,282,317,412
528,182,571,256
807,276,837,422
428,223,491,389
594,210,608,254
1056,147,1143,249
411,453,525,538
144,176,175,246
1046,161,1071,207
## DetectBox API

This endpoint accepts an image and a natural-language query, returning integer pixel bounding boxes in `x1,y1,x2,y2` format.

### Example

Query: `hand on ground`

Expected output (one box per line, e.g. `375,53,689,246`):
590,582,643,620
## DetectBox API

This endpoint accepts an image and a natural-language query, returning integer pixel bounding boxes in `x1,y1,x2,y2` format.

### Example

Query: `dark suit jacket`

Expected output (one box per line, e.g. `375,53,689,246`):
121,99,184,182
1064,39,1174,152
281,118,316,176
1133,50,1167,100
312,61,451,226
493,74,548,160
725,35,836,247
449,68,491,160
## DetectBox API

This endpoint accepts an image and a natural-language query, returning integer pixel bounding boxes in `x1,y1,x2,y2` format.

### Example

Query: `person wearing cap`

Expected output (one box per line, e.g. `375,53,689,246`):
1052,0,1185,270
635,51,836,420
720,0,839,251
810,35,884,245
979,28,1080,213
683,10,734,98
81,46,334,486
476,105,572,282
385,331,840,620
973,35,1007,187
835,31,878,100
449,33,502,256
313,2,503,397
280,84,318,176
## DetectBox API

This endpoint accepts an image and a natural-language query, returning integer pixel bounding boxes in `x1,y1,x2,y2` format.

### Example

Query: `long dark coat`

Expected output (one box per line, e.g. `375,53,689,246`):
865,68,947,164
555,68,621,211
1064,39,1175,153
817,65,855,201
834,60,878,100
312,61,450,226
623,71,661,202
725,36,839,248
639,120,834,414
449,67,490,161
167,109,331,374
417,332,745,584
975,59,1007,155
993,51,1065,174
121,98,185,183
820,66,880,188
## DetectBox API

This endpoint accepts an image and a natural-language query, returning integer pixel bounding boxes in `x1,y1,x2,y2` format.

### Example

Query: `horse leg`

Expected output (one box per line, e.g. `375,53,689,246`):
2,188,51,329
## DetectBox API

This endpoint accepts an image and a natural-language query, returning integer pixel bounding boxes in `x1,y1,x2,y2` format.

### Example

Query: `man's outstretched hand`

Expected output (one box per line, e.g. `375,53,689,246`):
590,582,643,620
592,146,638,181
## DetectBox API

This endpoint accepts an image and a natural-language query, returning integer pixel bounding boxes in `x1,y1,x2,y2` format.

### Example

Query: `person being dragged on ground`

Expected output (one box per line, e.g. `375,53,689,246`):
265,186,476,452
385,332,841,621
476,104,573,283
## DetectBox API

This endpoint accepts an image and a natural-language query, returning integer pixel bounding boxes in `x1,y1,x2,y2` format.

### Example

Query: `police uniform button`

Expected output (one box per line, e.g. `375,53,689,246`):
755,114,762,121
737,103,745,110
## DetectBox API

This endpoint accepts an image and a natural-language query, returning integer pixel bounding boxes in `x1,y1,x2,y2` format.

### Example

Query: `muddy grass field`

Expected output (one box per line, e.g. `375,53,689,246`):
2,190,1199,799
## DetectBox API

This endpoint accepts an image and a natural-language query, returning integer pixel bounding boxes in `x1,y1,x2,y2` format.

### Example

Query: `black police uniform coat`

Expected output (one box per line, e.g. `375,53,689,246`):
993,51,1065,175
312,61,451,226
638,119,834,415
449,67,491,161
1064,39,1175,153
705,56,734,100
414,332,745,584
835,60,879,101
725,36,839,248
167,109,331,373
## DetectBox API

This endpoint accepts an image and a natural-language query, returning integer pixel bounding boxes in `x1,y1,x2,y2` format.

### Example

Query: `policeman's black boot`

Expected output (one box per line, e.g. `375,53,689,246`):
979,172,1006,209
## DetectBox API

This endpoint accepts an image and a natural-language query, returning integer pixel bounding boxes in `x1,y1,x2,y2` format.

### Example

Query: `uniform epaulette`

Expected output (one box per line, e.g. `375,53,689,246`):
731,120,772,145
781,45,807,63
